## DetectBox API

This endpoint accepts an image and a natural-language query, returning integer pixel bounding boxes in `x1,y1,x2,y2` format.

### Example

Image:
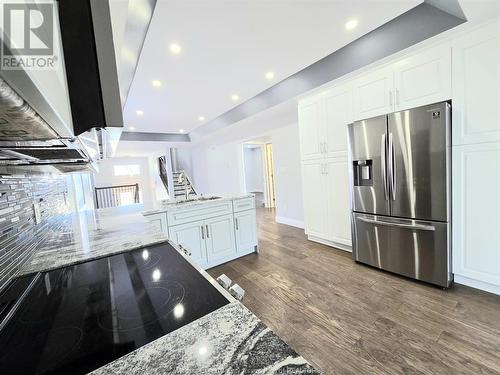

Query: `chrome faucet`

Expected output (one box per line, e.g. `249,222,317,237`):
177,172,193,200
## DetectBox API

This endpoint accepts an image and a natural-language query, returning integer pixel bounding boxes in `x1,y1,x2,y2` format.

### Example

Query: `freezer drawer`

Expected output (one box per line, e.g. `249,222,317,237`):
353,213,451,287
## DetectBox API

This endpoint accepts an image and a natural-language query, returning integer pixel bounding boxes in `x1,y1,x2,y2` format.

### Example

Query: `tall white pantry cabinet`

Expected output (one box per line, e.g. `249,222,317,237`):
298,19,500,294
299,84,353,251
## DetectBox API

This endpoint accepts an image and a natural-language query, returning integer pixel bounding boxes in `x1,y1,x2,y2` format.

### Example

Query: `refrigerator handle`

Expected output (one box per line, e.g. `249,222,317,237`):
388,133,396,200
358,217,435,231
381,133,388,200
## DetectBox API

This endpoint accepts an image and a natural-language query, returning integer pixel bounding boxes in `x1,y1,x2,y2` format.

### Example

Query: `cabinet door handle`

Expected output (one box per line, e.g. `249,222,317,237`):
396,88,400,106
389,90,393,106
235,218,239,230
201,225,205,239
206,225,210,238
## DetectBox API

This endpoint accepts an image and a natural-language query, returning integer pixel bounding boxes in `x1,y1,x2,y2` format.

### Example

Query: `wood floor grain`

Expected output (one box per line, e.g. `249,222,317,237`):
208,208,500,375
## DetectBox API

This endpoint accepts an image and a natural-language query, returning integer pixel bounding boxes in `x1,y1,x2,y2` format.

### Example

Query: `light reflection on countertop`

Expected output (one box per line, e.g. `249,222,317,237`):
18,207,168,276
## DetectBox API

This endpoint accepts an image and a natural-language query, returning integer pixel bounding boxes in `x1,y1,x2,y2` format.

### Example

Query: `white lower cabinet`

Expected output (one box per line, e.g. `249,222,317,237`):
325,157,352,248
234,209,258,252
302,157,352,250
452,142,500,293
204,214,237,265
143,212,168,235
302,160,329,239
148,198,257,269
168,220,207,265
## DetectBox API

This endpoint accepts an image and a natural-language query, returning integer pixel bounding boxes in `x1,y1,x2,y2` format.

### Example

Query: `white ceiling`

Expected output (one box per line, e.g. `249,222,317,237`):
122,0,422,134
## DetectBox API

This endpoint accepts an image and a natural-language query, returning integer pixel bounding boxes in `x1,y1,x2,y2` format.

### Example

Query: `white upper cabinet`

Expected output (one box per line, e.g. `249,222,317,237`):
299,84,353,161
352,44,451,121
324,85,353,158
298,100,324,160
452,20,500,146
393,44,451,111
353,66,394,121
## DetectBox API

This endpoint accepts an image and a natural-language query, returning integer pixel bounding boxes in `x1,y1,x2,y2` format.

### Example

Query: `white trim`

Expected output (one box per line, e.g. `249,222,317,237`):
275,216,305,229
308,235,352,253
454,275,500,296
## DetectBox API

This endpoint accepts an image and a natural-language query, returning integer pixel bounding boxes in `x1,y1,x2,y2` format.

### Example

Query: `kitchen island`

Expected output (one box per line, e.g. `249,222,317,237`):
143,194,258,269
2,206,318,374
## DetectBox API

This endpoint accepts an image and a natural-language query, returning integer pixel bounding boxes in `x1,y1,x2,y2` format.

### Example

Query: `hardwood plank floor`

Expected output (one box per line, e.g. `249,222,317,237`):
208,208,500,375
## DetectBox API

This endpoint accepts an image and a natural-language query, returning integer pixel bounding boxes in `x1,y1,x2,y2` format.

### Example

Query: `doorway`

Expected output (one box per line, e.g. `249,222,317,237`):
241,141,276,209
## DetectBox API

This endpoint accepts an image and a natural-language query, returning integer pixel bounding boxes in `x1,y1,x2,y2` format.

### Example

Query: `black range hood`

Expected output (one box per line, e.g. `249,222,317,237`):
57,0,123,136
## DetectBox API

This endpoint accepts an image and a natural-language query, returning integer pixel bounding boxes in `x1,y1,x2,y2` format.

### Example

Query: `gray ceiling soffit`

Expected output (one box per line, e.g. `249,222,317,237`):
120,131,190,142
119,0,157,108
190,1,465,140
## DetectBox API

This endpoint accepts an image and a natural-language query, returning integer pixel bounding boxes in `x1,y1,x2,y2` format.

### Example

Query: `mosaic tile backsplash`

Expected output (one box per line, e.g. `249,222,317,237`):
0,174,69,291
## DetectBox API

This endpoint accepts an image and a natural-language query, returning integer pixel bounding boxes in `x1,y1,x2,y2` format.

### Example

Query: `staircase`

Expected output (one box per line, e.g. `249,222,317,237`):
172,170,197,199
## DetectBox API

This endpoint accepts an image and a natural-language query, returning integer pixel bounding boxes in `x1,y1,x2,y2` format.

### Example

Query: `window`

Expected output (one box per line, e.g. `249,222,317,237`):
114,164,140,176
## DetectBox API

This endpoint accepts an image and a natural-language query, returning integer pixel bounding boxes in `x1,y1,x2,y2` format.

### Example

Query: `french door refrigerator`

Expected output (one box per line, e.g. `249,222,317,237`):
348,101,452,287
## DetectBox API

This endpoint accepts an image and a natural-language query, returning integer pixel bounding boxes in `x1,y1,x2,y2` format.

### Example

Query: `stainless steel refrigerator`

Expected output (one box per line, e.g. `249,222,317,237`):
348,101,452,287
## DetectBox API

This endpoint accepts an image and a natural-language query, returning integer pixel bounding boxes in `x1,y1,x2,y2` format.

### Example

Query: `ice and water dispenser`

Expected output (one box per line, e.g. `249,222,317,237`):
353,160,373,186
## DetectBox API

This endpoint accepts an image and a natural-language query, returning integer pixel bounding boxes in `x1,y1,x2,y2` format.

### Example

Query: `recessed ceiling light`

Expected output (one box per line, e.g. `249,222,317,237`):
179,129,185,133
169,43,182,55
231,94,240,102
129,126,136,131
265,71,275,80
198,116,205,121
345,19,358,31
152,80,162,87
136,110,144,116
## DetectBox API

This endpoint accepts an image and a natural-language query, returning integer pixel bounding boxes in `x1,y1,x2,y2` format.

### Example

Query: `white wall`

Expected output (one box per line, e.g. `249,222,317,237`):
94,156,158,209
189,119,304,228
271,123,304,228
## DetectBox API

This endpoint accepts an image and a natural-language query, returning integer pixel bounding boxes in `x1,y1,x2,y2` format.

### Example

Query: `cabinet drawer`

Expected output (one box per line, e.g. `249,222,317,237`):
233,197,255,212
167,201,233,226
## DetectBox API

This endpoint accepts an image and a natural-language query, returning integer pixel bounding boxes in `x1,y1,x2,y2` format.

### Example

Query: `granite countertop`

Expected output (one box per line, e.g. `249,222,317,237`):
142,193,255,215
92,302,319,375
18,206,168,276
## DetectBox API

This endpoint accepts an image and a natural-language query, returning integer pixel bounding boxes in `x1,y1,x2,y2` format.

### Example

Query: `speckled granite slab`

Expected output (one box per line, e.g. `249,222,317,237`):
143,193,255,215
18,208,168,276
91,302,320,375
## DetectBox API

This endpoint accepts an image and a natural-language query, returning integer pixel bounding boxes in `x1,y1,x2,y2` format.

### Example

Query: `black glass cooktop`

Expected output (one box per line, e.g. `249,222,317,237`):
0,242,229,374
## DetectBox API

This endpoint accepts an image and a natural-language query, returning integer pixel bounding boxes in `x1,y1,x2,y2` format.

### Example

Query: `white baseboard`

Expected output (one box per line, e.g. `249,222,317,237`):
308,235,352,253
454,275,500,296
275,216,305,229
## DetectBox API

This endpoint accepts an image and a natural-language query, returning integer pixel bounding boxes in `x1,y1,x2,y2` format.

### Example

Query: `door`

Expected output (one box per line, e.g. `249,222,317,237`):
348,115,390,216
168,220,207,266
353,66,394,121
298,100,324,160
301,160,328,238
234,210,258,252
325,157,352,247
393,44,451,111
353,213,450,287
388,102,449,222
324,86,353,158
205,214,237,263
